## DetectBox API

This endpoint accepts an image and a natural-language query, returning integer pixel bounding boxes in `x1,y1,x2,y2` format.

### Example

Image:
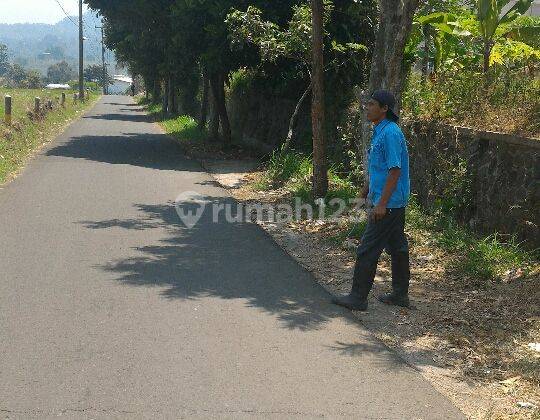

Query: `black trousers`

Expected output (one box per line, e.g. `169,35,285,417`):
351,207,410,299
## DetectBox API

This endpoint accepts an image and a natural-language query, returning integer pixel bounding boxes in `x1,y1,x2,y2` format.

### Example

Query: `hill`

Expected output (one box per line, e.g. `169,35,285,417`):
0,12,117,75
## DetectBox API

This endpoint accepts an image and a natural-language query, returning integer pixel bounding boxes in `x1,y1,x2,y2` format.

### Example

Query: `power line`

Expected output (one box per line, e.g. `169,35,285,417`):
52,0,79,27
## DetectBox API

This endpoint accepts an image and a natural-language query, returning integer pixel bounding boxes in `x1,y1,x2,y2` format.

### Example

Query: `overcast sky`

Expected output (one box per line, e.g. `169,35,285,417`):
0,0,88,24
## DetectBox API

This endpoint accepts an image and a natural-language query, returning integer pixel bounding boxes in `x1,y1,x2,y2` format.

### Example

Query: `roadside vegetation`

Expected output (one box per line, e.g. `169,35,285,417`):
0,88,99,184
254,148,539,282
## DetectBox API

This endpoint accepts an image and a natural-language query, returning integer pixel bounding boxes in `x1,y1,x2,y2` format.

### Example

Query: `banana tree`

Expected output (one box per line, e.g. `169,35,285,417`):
416,12,471,73
477,0,533,72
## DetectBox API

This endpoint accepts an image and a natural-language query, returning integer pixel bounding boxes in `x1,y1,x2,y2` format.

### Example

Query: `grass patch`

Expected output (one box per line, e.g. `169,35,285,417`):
258,148,358,209
407,197,538,281
139,98,263,160
161,115,206,143
138,99,235,158
257,149,538,281
0,88,100,184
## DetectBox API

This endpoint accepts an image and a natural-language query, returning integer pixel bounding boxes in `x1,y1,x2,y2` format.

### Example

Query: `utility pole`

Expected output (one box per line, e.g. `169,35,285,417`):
78,0,84,100
96,24,108,95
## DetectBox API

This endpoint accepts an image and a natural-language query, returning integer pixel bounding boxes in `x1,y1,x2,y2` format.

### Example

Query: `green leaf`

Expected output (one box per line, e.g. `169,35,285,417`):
345,43,368,52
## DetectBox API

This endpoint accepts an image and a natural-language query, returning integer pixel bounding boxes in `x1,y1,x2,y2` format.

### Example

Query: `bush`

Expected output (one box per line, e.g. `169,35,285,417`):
402,70,540,136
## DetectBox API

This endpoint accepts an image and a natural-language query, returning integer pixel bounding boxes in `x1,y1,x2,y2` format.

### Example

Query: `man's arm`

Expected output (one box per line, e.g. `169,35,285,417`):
371,168,401,221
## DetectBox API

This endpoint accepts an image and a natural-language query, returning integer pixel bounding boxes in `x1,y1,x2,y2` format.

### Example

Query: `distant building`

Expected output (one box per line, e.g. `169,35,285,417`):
109,75,133,95
45,84,70,90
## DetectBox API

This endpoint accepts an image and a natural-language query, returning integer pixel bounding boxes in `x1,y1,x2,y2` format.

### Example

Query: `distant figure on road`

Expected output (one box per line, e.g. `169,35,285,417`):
130,83,135,96
332,90,411,312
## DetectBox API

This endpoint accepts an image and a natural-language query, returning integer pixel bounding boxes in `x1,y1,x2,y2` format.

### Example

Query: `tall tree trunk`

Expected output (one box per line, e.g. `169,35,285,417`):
199,70,210,130
162,78,169,116
311,0,328,199
152,79,161,104
208,81,220,141
143,78,149,100
281,82,312,154
359,0,420,188
168,76,177,115
210,72,231,146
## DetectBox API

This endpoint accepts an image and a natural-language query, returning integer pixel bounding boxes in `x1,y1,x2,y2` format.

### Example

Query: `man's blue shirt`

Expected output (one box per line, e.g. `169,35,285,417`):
367,119,410,208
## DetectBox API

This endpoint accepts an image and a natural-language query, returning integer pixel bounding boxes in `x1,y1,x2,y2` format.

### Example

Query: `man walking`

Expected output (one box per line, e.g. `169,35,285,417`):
332,90,411,311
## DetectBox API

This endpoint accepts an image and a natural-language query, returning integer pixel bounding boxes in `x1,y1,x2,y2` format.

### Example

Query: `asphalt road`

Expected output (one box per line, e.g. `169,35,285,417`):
0,96,463,419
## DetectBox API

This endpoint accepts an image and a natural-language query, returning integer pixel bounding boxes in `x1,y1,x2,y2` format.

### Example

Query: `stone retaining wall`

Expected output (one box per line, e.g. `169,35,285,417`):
403,120,539,247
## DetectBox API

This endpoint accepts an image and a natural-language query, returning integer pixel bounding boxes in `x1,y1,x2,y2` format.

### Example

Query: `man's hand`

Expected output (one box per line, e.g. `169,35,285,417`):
370,203,387,222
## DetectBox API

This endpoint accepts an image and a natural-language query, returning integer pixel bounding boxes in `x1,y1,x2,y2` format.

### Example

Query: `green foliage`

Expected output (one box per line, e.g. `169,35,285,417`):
402,70,540,135
505,16,540,48
142,98,207,143
84,64,114,87
407,198,538,281
227,2,366,70
412,3,539,73
259,148,357,215
161,115,205,143
0,43,9,76
490,38,540,67
7,64,27,85
228,67,256,98
46,61,74,84
0,88,99,184
261,147,312,189
259,148,538,282
330,219,368,244
415,12,472,71
477,0,533,40
476,0,535,70
23,70,43,89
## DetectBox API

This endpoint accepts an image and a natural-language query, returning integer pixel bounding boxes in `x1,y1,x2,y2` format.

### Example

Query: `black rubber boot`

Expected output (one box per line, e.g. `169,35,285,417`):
391,251,410,297
331,294,368,311
377,292,410,308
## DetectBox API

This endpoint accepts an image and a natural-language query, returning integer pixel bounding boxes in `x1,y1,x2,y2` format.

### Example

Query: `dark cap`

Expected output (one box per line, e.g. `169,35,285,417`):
371,89,399,122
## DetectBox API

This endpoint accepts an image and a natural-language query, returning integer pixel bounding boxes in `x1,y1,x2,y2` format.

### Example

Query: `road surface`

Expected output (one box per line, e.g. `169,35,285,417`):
0,96,463,419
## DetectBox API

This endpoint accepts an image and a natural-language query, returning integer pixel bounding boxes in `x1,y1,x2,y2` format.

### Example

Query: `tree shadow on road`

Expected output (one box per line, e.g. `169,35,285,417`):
80,197,340,332
84,113,151,123
46,132,202,172
76,195,451,374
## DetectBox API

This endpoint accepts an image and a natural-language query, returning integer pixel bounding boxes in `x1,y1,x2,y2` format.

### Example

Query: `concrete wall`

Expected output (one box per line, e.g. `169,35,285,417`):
403,121,540,247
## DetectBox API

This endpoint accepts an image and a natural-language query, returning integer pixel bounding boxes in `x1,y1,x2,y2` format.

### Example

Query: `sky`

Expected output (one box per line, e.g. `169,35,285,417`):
0,0,88,25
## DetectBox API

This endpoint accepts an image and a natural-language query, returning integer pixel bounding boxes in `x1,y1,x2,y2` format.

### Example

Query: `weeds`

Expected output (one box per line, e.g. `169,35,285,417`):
402,70,540,137
258,149,538,282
